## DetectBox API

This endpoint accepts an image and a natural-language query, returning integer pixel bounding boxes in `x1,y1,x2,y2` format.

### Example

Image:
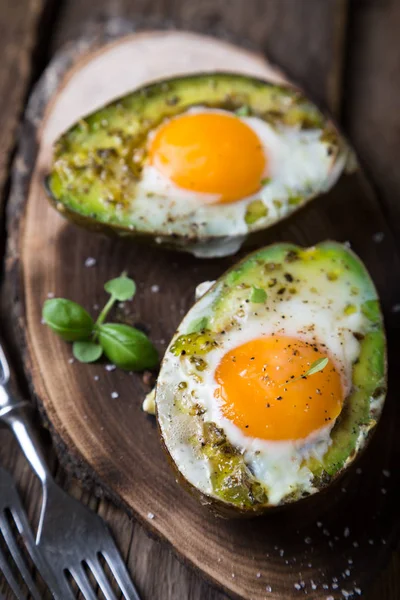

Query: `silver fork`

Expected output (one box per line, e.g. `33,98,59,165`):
0,341,140,600
0,465,58,599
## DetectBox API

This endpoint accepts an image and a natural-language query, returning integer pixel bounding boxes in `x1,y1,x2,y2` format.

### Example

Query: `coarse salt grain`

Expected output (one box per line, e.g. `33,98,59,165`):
84,257,96,267
392,303,400,313
342,590,351,598
354,588,362,595
147,512,155,519
47,292,54,298
345,569,351,577
372,232,384,243
94,375,99,381
68,358,74,364
304,537,312,544
151,284,160,293
381,488,387,494
256,572,261,578
111,392,119,399
294,583,301,590
317,521,322,528
266,585,272,593
311,580,317,590
105,364,116,371
383,469,390,477
344,527,350,538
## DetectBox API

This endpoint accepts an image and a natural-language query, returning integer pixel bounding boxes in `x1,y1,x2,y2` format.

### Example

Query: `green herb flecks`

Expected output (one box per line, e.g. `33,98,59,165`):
235,105,250,117
244,200,268,225
250,286,267,303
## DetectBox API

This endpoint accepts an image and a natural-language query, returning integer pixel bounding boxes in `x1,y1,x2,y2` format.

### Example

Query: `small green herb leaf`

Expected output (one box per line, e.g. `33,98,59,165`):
73,341,103,363
260,177,271,186
281,357,329,387
188,316,208,333
305,357,329,377
250,286,267,303
98,323,158,371
235,105,250,117
43,299,94,341
104,274,136,301
244,199,268,225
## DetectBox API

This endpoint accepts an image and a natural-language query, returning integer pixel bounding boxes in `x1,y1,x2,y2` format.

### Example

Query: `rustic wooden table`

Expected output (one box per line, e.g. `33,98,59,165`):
0,1,399,599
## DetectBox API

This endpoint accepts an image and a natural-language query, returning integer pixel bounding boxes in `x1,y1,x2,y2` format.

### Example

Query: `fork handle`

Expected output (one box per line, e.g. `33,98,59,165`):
0,341,52,485
1,402,52,486
0,391,53,485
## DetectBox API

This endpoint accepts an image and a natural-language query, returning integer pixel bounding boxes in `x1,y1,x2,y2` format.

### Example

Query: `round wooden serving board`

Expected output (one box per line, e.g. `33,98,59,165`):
6,29,400,600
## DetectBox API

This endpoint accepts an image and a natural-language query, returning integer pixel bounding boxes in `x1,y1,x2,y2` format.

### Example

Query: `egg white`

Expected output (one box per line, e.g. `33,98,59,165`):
157,273,368,505
129,108,345,245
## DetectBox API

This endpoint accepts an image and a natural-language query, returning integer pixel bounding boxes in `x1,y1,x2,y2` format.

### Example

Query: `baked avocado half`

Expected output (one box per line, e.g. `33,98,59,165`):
46,73,349,258
155,242,386,515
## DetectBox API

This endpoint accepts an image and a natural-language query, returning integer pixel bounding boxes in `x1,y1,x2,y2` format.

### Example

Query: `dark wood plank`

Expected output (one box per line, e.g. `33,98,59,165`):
369,552,400,600
5,23,400,600
344,0,400,229
0,1,61,598
52,0,347,115
343,4,400,595
0,0,46,223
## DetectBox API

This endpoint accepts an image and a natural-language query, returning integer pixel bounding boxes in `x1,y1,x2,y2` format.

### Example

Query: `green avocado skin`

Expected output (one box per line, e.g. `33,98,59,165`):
208,241,386,479
46,72,339,253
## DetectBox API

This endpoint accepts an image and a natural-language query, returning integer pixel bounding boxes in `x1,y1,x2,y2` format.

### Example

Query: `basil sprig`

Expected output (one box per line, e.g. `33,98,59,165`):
42,273,158,371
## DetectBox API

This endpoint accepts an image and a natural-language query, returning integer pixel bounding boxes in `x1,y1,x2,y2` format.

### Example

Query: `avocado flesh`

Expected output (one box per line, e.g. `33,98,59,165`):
209,242,386,479
47,73,345,255
156,242,386,511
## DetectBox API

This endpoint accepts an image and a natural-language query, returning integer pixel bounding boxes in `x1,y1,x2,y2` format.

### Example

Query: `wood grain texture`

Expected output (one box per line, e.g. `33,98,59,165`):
0,0,45,220
52,0,347,115
5,28,400,600
344,0,400,228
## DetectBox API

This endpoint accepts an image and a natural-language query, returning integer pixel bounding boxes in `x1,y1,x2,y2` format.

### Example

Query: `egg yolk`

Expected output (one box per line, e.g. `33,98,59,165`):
214,336,343,441
149,112,266,203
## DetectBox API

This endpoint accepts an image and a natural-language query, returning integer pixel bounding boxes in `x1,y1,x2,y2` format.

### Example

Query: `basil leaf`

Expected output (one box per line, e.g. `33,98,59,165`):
104,275,136,301
73,341,103,363
305,357,329,377
43,299,94,341
250,286,267,303
98,323,158,371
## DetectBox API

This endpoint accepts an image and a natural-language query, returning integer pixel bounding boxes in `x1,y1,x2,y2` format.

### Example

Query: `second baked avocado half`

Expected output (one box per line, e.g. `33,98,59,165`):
47,73,349,258
155,242,386,515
